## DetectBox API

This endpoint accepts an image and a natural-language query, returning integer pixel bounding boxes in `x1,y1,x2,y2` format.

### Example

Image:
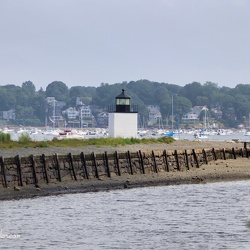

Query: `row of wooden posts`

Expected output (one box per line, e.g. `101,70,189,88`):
0,144,249,188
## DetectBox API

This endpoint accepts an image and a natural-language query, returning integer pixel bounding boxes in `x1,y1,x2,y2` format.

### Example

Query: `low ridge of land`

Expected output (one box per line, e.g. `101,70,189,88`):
0,139,249,201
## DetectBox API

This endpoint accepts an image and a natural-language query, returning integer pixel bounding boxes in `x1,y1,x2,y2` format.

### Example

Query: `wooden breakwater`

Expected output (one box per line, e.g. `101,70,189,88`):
0,145,249,188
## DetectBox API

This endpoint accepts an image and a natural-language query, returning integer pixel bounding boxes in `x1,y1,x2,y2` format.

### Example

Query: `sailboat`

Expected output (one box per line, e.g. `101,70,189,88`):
244,113,250,136
194,107,209,139
165,95,177,138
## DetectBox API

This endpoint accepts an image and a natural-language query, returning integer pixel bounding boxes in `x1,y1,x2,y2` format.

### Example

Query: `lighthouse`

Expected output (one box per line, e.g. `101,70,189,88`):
108,89,138,138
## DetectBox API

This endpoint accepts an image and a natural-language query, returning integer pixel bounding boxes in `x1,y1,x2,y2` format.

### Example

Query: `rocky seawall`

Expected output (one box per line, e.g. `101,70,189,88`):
0,140,250,200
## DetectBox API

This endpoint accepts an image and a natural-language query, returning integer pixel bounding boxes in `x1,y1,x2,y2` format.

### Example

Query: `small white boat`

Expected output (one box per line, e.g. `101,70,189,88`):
57,129,85,140
194,132,209,139
244,129,250,136
217,129,233,135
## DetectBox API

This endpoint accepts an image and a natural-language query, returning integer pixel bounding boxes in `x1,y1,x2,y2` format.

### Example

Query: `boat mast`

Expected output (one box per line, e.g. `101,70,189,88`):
172,95,173,131
204,107,207,130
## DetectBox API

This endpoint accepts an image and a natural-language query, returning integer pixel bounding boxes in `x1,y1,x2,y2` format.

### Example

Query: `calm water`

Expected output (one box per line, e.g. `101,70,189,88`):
1,181,250,250
8,129,250,142
174,131,250,142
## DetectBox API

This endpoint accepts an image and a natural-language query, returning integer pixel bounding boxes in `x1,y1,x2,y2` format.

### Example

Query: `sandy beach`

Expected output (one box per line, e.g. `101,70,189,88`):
0,139,250,201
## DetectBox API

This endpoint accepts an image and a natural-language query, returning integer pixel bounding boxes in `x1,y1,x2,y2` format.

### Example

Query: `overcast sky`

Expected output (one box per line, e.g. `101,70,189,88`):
1,0,250,90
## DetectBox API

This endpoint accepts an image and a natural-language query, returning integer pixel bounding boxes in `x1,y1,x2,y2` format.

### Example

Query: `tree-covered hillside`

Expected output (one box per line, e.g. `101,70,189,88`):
1,79,250,128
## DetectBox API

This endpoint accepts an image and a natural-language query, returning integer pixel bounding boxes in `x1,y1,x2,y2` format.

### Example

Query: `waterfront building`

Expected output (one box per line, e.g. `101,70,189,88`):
108,89,138,138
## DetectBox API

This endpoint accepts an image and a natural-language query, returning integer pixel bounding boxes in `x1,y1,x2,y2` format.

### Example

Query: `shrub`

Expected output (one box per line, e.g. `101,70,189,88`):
37,141,48,148
18,134,32,143
0,132,11,142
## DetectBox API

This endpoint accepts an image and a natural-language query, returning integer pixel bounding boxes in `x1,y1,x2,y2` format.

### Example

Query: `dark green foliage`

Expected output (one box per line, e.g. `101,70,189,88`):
0,132,11,142
37,141,48,148
0,136,176,150
18,134,32,144
1,79,250,128
46,81,69,101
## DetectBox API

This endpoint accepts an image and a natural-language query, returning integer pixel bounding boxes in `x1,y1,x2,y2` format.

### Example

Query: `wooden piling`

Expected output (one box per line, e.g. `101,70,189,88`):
184,149,189,170
104,151,111,177
114,151,121,176
54,153,62,182
222,148,226,160
41,154,49,183
174,150,180,171
68,153,77,181
92,152,99,179
202,149,208,165
192,149,199,168
80,152,89,179
232,147,237,159
163,150,169,172
127,151,133,175
30,155,38,184
212,148,217,161
0,156,7,188
15,155,23,186
244,142,249,158
240,148,244,157
152,150,158,173
138,150,145,174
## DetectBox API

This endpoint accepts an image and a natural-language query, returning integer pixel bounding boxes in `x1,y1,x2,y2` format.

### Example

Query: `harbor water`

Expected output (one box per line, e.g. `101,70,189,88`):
5,127,250,143
1,180,250,249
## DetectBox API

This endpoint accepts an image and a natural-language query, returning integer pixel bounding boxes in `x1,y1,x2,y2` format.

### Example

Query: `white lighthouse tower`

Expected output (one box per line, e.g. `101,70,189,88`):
108,89,138,138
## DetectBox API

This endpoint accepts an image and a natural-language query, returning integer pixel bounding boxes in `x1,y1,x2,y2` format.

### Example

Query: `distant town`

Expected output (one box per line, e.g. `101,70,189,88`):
0,79,249,130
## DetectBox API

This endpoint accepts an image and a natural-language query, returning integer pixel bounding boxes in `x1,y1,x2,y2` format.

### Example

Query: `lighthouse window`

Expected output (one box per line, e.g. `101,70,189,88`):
116,99,130,105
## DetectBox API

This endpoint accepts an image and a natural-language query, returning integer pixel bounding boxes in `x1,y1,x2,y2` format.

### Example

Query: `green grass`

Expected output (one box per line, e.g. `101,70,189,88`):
0,133,175,150
18,134,32,144
0,132,11,143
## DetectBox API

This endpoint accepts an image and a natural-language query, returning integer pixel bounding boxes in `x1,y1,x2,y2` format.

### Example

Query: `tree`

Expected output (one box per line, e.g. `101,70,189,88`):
92,83,126,108
127,80,155,104
46,81,69,101
235,84,250,95
69,86,96,106
195,96,209,106
22,81,36,95
179,82,203,106
154,86,169,103
31,95,47,124
174,96,192,123
233,94,250,122
0,88,16,110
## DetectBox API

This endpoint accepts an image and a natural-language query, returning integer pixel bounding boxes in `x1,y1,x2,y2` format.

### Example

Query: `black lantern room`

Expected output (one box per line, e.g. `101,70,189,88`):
115,89,131,112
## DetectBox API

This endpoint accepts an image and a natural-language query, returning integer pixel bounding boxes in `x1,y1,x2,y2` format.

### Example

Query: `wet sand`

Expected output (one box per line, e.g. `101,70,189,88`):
0,140,250,201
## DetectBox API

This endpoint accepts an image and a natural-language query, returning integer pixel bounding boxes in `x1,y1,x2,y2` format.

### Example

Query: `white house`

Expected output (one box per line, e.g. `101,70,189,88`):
182,106,205,124
62,107,79,120
1,109,15,120
147,105,162,126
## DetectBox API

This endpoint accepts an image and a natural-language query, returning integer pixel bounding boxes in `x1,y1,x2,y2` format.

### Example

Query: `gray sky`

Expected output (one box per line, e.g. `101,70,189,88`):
1,0,250,90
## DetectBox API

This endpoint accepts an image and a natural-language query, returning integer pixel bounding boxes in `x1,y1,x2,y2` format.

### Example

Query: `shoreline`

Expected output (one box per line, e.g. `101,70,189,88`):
0,140,250,201
0,138,243,158
1,157,250,201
